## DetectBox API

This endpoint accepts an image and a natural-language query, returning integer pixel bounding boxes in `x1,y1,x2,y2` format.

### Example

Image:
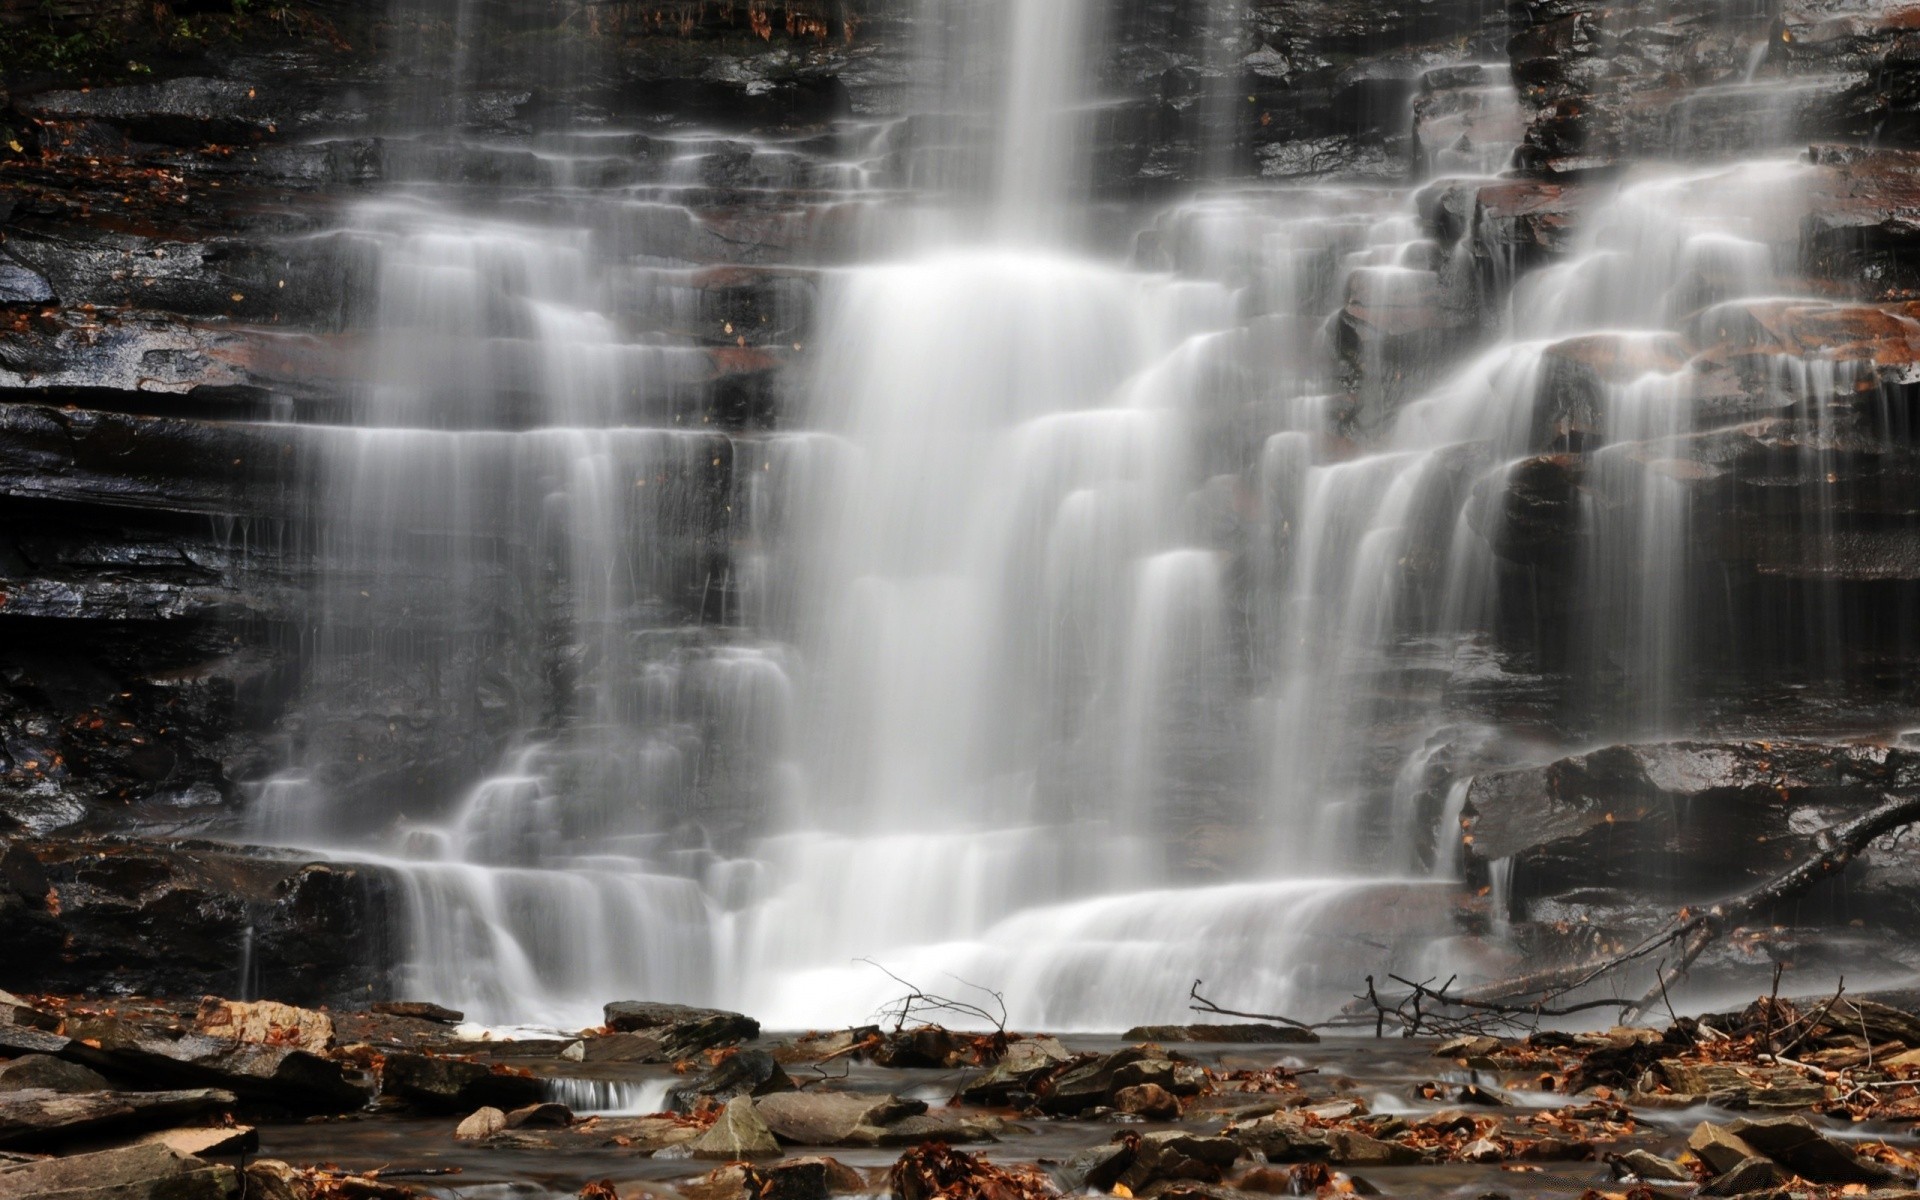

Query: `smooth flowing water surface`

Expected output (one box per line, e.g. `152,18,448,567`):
243,0,1900,1028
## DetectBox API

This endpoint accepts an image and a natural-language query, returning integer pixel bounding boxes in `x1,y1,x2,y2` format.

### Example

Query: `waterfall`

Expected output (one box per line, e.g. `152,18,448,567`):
241,0,1894,1029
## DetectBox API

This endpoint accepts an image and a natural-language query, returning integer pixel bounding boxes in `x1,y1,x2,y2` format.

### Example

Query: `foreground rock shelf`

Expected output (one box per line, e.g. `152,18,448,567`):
8,988,1920,1199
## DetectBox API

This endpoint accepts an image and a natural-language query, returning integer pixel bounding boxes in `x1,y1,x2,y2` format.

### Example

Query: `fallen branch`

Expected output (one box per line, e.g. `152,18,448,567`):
1188,980,1324,1031
1369,791,1920,1026
1622,791,1920,1019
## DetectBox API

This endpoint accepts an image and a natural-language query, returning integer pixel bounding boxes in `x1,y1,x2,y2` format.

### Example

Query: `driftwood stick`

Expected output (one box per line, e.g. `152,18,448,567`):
1188,980,1323,1031
1621,792,1920,1019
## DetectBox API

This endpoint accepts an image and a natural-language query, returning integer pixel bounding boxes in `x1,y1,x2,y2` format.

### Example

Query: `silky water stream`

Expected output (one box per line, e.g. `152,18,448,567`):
242,1,1895,1030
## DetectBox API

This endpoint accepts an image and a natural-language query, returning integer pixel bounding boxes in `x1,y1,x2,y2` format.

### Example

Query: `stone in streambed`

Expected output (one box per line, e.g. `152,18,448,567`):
1114,1131,1245,1193
0,1087,237,1149
0,991,58,1033
130,1125,259,1157
373,1001,465,1024
955,1036,1069,1104
58,1016,369,1111
602,1001,758,1058
1723,1115,1894,1184
380,1053,544,1113
0,1141,233,1200
1688,1122,1766,1174
683,1158,851,1200
1700,1155,1786,1197
1114,1082,1180,1119
844,1110,1009,1147
692,1096,780,1158
506,1101,573,1128
1123,1023,1318,1044
194,997,334,1054
0,258,55,308
455,1106,507,1140
755,1091,924,1145
0,1055,109,1094
1225,1113,1328,1161
667,1049,795,1114
1034,1046,1151,1114
1324,1129,1421,1168
1611,1148,1692,1183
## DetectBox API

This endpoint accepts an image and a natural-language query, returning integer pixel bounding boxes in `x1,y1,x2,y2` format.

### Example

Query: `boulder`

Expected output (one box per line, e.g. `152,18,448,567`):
131,1125,259,1157
1115,1131,1245,1192
1701,1156,1786,1197
666,1049,795,1114
0,258,55,308
193,998,334,1054
604,1002,758,1046
505,1102,572,1128
1688,1121,1766,1174
0,992,58,1032
683,1159,833,1200
0,1055,109,1094
0,1141,234,1200
956,1037,1070,1103
58,1018,369,1112
868,1027,980,1069
1723,1115,1895,1184
371,1001,465,1024
1114,1083,1180,1119
846,1111,1008,1147
1033,1047,1152,1114
454,1106,507,1140
379,1054,544,1114
1324,1129,1421,1167
1225,1113,1328,1161
691,1095,780,1158
755,1091,925,1146
0,1088,236,1149
1463,741,1920,903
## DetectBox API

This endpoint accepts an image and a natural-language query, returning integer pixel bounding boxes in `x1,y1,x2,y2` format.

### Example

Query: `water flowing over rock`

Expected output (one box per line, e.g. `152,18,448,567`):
2,0,1920,1035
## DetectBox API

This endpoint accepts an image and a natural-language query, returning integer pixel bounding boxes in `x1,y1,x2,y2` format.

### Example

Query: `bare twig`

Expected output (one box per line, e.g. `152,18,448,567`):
1188,980,1325,1031
857,958,1008,1034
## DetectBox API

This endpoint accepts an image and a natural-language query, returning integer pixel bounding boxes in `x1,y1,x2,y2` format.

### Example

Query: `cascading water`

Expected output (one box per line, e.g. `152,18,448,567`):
243,0,1901,1028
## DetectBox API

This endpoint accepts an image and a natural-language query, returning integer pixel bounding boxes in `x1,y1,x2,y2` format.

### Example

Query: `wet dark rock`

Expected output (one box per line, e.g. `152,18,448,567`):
1722,1115,1894,1184
684,1158,834,1200
754,1091,925,1146
370,1001,464,1024
665,1049,795,1115
956,1036,1070,1104
1114,1083,1181,1119
378,1053,543,1114
0,1086,235,1148
0,257,53,307
1464,740,1920,905
0,1054,109,1093
505,1101,573,1128
0,839,393,1010
603,1001,759,1048
868,1026,984,1069
0,1140,235,1199
1115,1130,1245,1191
691,1095,780,1158
55,1015,371,1112
1700,1155,1785,1197
1611,1148,1692,1183
1688,1120,1767,1174
1034,1047,1153,1115
846,1110,1009,1147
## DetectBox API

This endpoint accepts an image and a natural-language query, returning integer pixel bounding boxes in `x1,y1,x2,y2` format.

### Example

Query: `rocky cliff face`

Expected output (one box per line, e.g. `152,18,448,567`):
3,0,1920,1006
